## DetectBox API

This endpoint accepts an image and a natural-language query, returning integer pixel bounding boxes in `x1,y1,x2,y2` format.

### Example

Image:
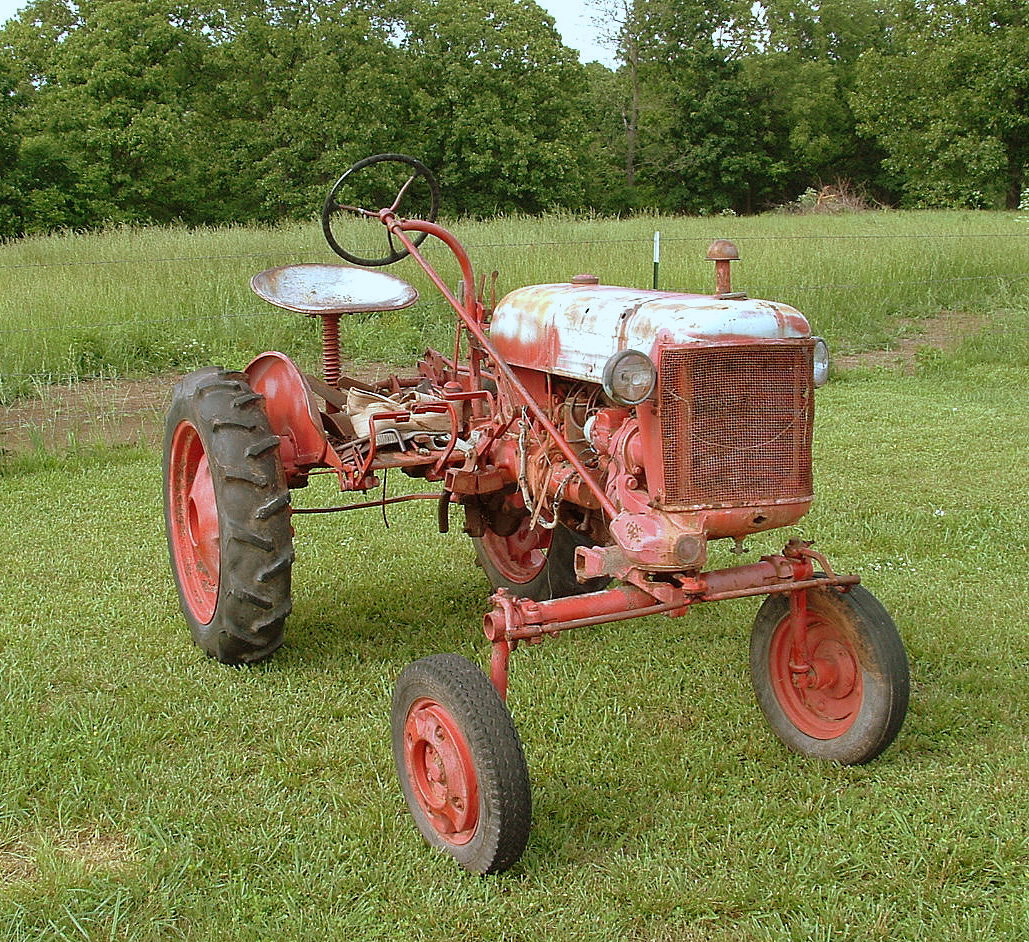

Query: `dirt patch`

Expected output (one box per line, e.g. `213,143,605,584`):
0,314,981,456
0,361,399,456
833,309,984,373
0,375,171,456
55,830,137,871
0,831,136,885
0,843,37,884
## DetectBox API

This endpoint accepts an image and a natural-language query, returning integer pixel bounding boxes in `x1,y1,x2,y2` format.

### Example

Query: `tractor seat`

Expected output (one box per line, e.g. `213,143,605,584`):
250,263,419,315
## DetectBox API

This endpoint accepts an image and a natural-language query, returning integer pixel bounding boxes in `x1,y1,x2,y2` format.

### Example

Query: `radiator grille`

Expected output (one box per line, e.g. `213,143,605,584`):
658,343,814,508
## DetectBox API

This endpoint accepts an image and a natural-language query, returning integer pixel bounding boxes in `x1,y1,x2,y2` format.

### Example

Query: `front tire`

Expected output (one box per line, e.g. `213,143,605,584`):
750,583,909,764
163,367,294,664
392,654,532,874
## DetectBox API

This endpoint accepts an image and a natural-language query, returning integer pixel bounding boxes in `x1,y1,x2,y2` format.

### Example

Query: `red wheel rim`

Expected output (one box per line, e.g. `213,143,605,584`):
167,421,219,625
403,698,479,845
769,610,862,740
479,505,552,585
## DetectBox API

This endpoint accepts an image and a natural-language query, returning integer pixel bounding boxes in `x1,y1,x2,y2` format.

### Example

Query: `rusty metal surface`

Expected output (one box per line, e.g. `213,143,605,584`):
705,241,740,294
704,239,740,261
488,282,811,382
386,220,621,519
658,341,814,509
251,263,419,314
484,549,859,647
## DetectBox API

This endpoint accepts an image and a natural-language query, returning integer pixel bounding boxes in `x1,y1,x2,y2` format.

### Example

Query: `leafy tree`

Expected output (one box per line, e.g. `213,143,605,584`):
742,0,899,204
593,0,789,214
584,0,902,212
852,1,1029,208
580,60,637,211
1,0,598,229
754,0,894,62
186,0,409,222
0,0,85,234
2,0,1023,228
0,50,23,237
396,0,593,215
2,0,215,228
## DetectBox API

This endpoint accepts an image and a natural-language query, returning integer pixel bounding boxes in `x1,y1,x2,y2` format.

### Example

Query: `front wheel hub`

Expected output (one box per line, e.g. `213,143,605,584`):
403,698,479,844
773,616,863,739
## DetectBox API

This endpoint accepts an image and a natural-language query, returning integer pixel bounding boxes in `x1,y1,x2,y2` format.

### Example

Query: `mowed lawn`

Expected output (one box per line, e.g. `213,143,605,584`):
2,318,1029,938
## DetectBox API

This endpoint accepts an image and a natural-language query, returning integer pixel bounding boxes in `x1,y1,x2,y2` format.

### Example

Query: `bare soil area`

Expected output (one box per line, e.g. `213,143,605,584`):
0,360,399,457
0,313,981,456
0,830,136,886
0,375,171,456
832,309,983,371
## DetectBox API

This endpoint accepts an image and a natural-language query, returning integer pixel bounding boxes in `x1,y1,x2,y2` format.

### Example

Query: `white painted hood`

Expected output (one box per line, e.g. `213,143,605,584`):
488,282,812,382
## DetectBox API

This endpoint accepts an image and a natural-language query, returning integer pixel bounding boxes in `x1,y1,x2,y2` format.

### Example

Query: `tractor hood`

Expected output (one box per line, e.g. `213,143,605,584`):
488,282,811,382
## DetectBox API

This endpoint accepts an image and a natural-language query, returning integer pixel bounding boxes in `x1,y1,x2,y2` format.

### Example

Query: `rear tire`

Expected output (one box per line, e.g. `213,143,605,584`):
472,500,608,602
163,367,293,664
392,654,531,874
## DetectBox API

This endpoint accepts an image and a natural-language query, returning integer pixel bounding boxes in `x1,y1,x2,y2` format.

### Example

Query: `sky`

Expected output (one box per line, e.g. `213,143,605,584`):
0,0,618,67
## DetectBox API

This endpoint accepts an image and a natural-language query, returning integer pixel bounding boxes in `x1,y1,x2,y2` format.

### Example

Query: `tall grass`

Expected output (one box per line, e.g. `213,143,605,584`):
1,211,1027,402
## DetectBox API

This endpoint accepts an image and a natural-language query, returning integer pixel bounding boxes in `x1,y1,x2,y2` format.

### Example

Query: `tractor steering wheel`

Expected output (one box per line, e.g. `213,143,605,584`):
321,153,441,267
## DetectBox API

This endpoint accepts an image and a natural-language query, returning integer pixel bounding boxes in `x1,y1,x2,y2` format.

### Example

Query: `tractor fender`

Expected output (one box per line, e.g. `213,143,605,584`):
244,351,328,472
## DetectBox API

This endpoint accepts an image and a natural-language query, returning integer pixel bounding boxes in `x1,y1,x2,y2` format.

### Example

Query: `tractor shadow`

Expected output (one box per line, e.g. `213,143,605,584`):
279,531,491,671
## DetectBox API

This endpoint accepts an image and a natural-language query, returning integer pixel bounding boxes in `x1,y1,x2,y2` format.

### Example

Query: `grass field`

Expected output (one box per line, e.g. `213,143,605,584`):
0,210,1027,402
1,215,1029,939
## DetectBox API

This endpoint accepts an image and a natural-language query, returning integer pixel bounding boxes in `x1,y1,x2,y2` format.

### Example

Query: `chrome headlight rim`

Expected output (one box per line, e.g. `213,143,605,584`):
813,337,830,387
602,349,657,406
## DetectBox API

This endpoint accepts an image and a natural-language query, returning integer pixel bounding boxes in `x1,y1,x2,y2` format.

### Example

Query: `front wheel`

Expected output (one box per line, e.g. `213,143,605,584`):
392,654,531,874
749,583,909,764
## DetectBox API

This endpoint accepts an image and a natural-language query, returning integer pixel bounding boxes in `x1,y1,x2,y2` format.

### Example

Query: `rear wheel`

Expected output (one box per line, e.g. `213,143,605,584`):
392,654,531,874
750,583,909,764
472,496,608,602
163,367,293,664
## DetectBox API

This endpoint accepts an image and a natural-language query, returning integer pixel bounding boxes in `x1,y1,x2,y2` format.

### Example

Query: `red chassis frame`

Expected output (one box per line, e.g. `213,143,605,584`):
248,205,860,704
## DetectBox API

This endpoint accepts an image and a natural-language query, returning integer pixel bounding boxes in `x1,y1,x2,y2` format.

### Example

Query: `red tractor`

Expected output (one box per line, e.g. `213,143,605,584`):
163,154,909,874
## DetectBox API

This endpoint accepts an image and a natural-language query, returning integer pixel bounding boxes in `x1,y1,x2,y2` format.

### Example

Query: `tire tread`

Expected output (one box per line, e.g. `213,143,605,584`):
392,653,531,874
163,367,293,664
749,582,909,765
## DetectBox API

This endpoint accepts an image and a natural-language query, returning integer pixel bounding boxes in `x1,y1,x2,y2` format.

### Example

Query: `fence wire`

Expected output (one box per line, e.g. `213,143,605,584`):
2,229,1028,271
0,271,1026,339
0,309,278,337
2,228,1028,437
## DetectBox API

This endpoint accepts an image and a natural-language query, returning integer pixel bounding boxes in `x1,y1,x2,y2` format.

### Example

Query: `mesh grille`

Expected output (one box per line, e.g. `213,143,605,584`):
658,343,814,508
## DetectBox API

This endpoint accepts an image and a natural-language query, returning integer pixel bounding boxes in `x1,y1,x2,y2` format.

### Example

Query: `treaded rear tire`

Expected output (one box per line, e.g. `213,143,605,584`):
473,522,609,602
392,653,532,874
164,367,293,664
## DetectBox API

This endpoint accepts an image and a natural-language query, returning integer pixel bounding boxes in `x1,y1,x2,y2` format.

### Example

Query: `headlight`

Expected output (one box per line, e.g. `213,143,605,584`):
602,349,657,406
813,337,829,387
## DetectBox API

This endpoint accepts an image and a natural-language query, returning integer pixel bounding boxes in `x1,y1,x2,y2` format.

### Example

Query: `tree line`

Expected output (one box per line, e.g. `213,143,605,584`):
0,0,1025,238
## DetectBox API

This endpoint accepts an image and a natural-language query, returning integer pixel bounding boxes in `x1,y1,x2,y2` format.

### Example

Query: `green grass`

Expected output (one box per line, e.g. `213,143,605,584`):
2,215,1028,937
2,310,1029,939
1,211,1027,401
